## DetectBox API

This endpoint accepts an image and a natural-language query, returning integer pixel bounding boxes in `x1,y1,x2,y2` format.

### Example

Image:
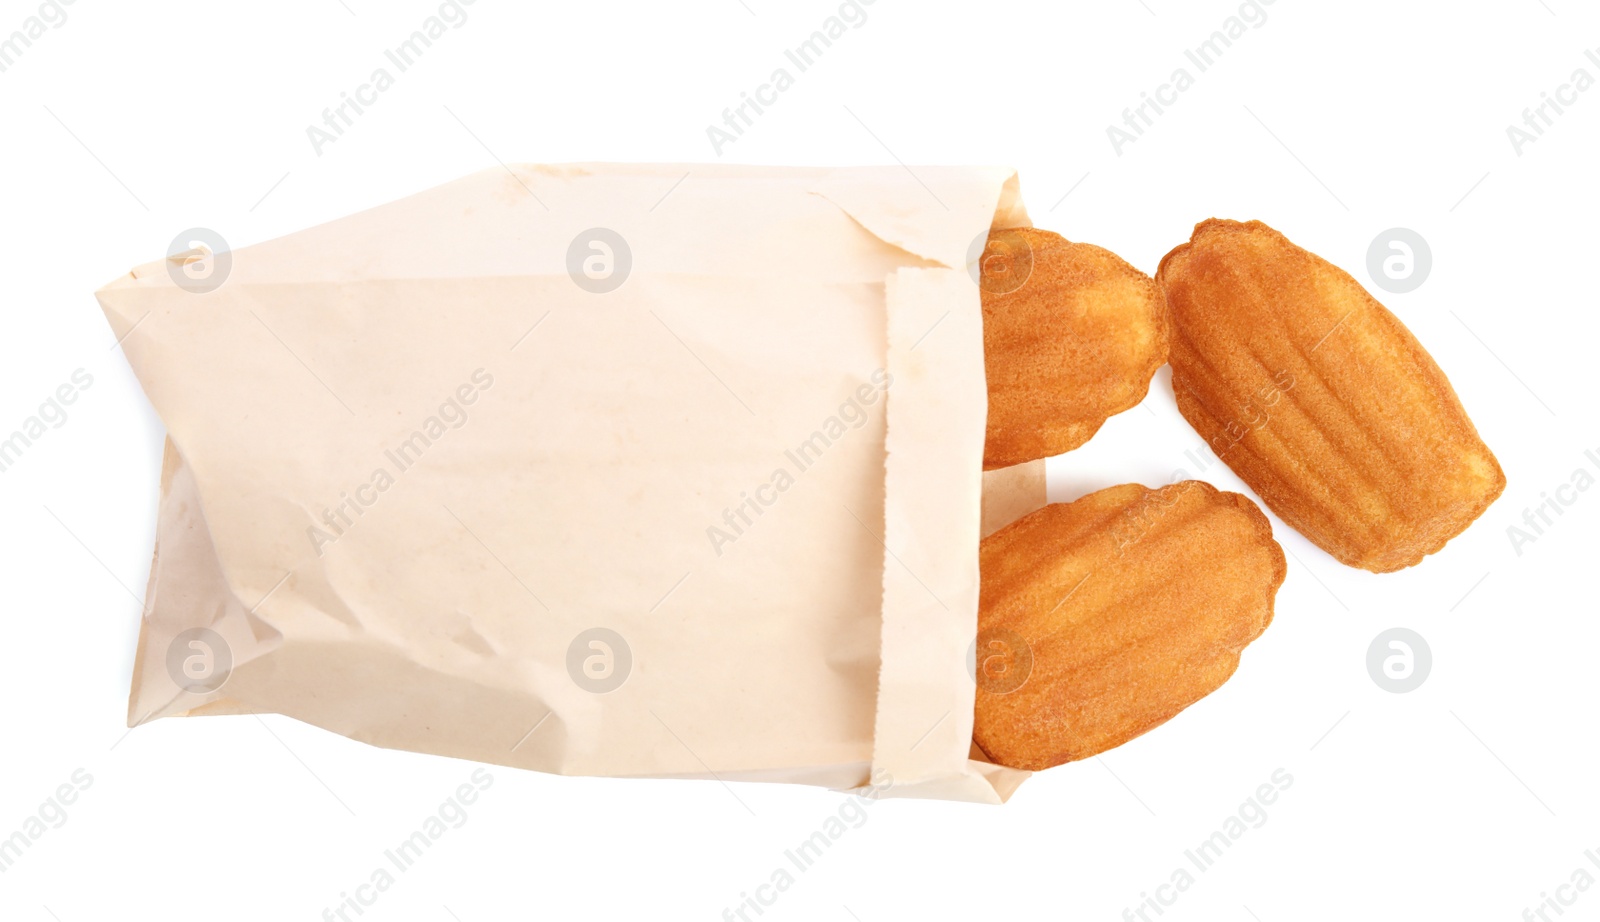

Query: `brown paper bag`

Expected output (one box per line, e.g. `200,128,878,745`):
98,164,1045,803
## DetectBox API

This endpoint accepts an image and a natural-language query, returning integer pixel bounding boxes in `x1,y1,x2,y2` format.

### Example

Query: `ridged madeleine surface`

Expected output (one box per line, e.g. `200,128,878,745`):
973,481,1284,771
1157,219,1505,572
980,228,1167,470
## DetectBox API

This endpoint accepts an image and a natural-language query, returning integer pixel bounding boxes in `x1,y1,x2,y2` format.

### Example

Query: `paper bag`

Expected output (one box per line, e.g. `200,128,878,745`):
97,164,1046,803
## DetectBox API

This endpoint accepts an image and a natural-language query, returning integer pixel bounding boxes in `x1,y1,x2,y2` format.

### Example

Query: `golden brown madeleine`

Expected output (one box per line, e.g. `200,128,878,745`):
1157,219,1505,573
972,481,1283,771
979,228,1167,470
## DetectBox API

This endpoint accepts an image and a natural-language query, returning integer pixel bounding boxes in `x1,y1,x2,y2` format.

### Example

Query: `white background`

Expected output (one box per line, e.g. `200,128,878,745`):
2,1,1597,920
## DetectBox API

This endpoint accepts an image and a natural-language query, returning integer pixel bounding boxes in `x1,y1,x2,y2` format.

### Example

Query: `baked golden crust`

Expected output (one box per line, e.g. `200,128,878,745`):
973,481,1284,771
980,228,1168,470
1157,219,1505,572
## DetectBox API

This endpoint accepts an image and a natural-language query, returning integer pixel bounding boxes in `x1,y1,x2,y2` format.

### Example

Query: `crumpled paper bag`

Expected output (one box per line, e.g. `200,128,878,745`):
98,163,1046,803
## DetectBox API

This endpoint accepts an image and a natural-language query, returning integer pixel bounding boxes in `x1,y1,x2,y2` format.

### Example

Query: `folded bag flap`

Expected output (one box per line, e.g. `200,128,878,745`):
814,171,1037,804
